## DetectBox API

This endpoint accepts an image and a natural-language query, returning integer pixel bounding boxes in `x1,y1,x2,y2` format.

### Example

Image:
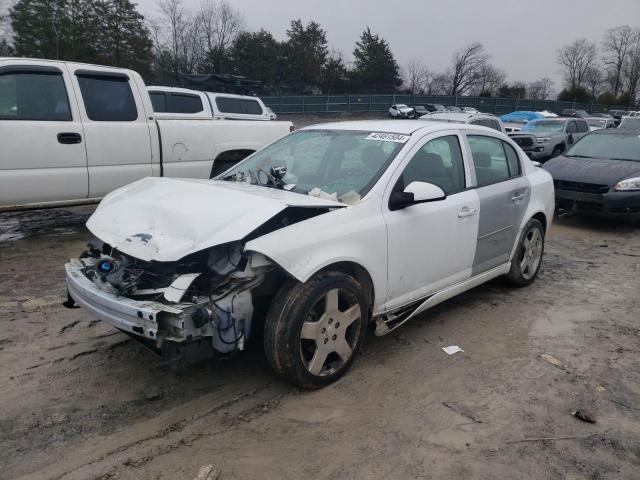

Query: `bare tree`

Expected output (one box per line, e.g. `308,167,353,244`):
584,66,604,99
471,64,506,96
425,73,450,95
402,59,431,94
557,38,597,90
602,25,635,97
156,0,190,79
447,42,489,95
622,29,640,104
197,0,244,72
527,77,554,100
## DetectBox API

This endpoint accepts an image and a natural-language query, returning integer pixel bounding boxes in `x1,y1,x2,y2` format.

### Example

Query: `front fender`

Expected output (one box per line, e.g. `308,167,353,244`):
244,197,388,313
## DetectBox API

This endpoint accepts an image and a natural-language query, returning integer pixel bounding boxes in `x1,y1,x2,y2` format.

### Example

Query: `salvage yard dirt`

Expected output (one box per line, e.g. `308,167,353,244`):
2,206,639,480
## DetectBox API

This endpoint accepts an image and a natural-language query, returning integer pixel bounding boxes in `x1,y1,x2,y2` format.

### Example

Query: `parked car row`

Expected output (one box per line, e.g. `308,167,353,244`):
389,103,480,119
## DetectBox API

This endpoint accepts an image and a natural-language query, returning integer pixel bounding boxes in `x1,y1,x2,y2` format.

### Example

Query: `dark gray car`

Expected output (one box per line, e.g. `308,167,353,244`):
509,118,589,162
543,129,640,217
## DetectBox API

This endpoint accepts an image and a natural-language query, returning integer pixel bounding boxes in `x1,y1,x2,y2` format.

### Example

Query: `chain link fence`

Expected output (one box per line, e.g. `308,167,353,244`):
262,94,635,116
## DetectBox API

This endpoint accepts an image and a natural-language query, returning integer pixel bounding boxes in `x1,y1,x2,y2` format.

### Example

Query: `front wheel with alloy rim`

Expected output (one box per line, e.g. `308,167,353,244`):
506,218,545,287
263,271,368,389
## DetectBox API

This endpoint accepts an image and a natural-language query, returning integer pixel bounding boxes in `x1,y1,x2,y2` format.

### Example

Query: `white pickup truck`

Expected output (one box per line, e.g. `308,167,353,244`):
0,58,293,210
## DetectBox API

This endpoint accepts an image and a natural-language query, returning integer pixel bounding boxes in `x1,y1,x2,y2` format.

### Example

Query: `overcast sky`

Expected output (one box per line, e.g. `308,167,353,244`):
136,0,640,90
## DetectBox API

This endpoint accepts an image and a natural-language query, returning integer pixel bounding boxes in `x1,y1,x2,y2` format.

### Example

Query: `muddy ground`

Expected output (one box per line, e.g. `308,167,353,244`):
1,116,640,479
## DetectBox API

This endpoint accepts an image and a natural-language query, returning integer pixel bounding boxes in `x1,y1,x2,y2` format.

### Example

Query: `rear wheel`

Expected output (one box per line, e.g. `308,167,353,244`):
263,271,367,389
506,218,545,287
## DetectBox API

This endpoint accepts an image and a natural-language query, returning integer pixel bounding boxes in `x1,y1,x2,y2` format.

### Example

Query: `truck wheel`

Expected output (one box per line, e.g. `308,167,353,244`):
263,271,367,389
506,218,545,287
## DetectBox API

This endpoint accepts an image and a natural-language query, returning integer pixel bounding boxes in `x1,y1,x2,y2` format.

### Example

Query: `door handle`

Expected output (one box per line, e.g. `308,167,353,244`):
512,192,526,201
458,206,476,218
57,132,82,144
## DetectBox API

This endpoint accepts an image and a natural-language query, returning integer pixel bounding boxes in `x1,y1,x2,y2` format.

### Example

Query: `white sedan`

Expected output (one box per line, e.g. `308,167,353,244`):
65,121,555,388
389,104,415,118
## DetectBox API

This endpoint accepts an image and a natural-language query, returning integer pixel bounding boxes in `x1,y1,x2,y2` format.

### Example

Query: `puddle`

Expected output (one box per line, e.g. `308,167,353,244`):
0,207,94,244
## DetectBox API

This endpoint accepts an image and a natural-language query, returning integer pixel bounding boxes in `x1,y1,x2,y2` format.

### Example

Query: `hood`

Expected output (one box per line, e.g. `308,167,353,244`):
543,156,640,186
398,107,413,112
87,177,345,262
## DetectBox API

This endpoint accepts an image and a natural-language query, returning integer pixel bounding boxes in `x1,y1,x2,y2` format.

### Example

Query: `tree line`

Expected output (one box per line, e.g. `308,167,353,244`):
1,0,638,105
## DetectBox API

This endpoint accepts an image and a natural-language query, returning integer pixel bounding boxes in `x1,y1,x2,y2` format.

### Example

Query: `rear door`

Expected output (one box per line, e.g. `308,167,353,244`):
66,65,153,198
0,60,88,206
465,133,529,275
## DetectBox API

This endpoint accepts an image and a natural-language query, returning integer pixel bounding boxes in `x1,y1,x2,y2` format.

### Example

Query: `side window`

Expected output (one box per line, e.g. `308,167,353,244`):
397,135,466,195
215,97,241,114
502,141,521,177
241,99,263,115
0,72,71,121
171,93,204,114
149,92,167,112
468,135,510,186
491,120,502,132
77,74,138,121
566,121,577,134
577,121,589,133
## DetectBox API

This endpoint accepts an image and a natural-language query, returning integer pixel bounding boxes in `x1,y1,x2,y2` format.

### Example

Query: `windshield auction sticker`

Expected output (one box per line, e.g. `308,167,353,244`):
365,132,410,143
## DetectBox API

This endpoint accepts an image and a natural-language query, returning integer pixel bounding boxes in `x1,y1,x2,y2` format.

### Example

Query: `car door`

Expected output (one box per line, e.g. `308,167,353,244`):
66,65,153,198
0,60,88,206
383,131,479,311
465,133,528,275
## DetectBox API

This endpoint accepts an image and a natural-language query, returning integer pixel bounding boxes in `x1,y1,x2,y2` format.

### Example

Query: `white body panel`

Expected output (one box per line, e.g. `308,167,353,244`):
0,58,292,210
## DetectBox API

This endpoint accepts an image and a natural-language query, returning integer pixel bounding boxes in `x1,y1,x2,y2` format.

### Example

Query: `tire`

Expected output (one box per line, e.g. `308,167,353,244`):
550,144,564,159
505,218,545,287
263,271,368,389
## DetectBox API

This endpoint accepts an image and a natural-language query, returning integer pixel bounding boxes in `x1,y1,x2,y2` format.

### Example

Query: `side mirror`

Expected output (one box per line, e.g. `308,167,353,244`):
389,181,446,211
568,133,574,144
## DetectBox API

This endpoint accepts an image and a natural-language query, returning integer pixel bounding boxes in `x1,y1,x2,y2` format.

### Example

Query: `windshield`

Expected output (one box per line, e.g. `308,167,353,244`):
522,119,564,134
620,117,640,129
588,119,606,128
566,133,640,162
218,129,407,201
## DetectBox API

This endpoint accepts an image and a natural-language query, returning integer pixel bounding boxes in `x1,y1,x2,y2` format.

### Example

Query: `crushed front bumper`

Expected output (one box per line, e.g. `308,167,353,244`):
65,259,188,343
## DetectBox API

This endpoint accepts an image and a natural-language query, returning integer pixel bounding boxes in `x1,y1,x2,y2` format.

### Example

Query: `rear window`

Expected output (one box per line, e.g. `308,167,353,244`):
215,96,263,115
566,133,640,162
77,74,137,121
172,93,203,114
0,72,71,121
576,120,589,133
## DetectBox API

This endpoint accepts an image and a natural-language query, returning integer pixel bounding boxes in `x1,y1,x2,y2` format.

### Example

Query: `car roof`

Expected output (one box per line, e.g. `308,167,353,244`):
205,92,262,101
301,120,498,135
147,86,204,95
421,112,494,121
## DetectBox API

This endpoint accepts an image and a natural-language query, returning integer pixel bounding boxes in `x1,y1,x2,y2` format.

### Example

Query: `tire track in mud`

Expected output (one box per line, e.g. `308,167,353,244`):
33,383,293,480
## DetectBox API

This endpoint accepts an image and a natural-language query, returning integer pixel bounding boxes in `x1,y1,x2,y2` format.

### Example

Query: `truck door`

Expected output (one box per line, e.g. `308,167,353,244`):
67,66,153,198
0,60,88,206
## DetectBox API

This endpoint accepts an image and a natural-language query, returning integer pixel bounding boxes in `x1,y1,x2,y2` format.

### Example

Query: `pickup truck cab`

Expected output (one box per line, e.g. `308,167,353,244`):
148,87,272,121
0,58,292,210
508,117,589,162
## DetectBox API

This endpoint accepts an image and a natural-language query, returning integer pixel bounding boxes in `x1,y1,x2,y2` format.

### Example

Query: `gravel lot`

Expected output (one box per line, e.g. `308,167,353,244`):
1,116,639,479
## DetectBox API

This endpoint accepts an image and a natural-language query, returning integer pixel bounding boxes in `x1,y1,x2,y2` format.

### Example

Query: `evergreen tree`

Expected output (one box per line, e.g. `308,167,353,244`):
283,19,327,93
352,27,401,93
229,29,282,89
10,0,151,76
320,53,349,94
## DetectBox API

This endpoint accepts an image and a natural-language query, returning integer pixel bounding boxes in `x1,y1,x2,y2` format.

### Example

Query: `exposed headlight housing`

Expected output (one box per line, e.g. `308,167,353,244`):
614,177,640,191
537,137,551,143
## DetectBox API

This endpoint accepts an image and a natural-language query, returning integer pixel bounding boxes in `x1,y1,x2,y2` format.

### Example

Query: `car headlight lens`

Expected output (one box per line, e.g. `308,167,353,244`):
614,177,640,191
537,137,551,143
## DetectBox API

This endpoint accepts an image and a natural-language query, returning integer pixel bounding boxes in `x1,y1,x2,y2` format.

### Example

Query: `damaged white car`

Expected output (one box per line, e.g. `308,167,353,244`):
65,121,554,388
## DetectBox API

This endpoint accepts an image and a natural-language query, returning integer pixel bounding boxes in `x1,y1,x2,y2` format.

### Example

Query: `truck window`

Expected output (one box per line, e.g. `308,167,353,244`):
77,74,138,121
171,93,203,114
576,120,589,133
0,72,71,121
215,97,263,115
149,92,168,112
